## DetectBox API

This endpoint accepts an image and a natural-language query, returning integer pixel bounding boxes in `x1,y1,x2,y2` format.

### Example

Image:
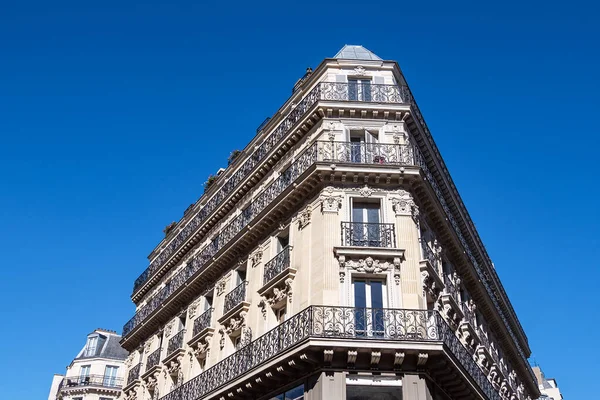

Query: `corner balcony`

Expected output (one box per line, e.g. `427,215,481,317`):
160,306,507,400
59,374,123,392
131,81,412,300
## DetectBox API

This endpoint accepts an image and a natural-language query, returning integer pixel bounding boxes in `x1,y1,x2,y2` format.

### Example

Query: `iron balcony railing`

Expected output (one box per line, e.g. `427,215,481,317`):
443,274,459,301
127,363,141,384
341,222,396,248
316,140,414,166
160,306,502,400
193,308,213,337
223,281,247,314
461,301,477,327
123,141,416,337
132,82,412,295
61,374,123,389
420,238,437,266
263,246,291,285
146,348,161,370
478,327,490,349
166,329,186,357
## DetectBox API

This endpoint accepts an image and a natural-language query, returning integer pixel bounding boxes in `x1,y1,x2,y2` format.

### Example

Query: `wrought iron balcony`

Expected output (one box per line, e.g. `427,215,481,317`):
193,308,213,337
317,140,414,166
477,326,490,349
132,82,412,296
443,274,460,301
161,306,501,400
123,141,416,337
127,363,141,384
341,222,396,248
263,246,291,285
224,281,247,314
420,239,437,266
461,301,477,327
167,329,186,357
61,374,123,390
146,348,161,371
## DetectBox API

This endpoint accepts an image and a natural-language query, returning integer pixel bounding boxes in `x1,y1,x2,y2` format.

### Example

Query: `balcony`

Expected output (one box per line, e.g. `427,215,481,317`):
341,222,396,248
132,82,411,297
193,308,213,337
224,281,248,314
189,308,215,360
127,363,141,385
161,306,504,400
60,374,123,391
263,246,291,285
146,348,161,371
166,329,186,358
419,239,444,303
439,273,463,330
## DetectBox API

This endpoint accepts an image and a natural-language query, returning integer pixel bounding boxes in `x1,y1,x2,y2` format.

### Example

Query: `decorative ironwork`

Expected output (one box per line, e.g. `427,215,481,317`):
461,301,476,327
319,82,411,104
341,222,396,248
128,363,141,384
443,274,459,301
167,330,185,357
146,348,161,371
61,374,123,389
317,140,414,166
193,308,213,337
161,306,502,400
223,282,247,314
478,326,490,349
263,246,291,285
420,239,436,266
132,82,411,296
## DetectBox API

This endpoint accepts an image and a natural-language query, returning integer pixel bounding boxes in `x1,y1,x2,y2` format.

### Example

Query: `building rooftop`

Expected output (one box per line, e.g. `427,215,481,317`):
334,45,382,61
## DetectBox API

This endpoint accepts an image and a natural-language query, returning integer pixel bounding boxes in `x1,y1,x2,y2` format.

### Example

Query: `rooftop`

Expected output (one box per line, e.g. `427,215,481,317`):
334,45,382,61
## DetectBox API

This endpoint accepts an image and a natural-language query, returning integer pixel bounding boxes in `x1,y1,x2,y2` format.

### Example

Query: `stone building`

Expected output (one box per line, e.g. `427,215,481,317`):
532,366,563,400
48,328,128,400
119,45,541,400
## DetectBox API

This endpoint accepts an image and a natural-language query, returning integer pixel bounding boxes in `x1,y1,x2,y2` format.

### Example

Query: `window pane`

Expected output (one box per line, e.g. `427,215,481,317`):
370,281,383,309
354,281,366,308
347,385,402,400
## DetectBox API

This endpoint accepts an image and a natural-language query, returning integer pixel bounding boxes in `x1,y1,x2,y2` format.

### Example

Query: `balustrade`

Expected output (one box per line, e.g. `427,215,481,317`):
341,222,396,248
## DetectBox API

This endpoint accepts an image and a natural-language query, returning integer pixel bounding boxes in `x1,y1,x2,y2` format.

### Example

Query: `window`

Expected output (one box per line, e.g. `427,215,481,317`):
351,200,382,247
103,366,119,387
348,78,372,101
235,268,247,286
349,129,379,163
79,365,91,384
203,292,214,311
268,384,304,400
84,336,98,357
276,306,287,324
353,279,386,336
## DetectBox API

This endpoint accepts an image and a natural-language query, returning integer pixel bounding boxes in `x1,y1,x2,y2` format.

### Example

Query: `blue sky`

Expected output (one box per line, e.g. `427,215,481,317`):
0,0,597,398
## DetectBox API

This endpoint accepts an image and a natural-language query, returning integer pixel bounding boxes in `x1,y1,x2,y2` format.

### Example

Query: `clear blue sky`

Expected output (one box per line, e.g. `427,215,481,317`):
0,0,597,398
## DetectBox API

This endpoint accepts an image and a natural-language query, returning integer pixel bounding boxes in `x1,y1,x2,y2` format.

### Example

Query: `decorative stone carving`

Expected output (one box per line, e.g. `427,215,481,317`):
353,66,367,76
167,355,183,376
296,207,311,229
176,368,184,388
390,190,416,216
145,371,159,391
517,383,525,399
218,328,225,349
250,249,263,268
216,278,227,296
338,255,346,282
358,185,373,198
188,298,201,319
320,188,343,213
152,388,159,400
257,279,293,318
393,257,402,285
125,353,134,367
144,338,154,354
192,336,211,359
165,321,175,337
421,270,441,301
346,257,389,273
240,326,252,346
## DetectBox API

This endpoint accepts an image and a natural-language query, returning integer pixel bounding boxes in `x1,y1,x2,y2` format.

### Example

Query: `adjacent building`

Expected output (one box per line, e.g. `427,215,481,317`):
48,328,128,400
119,45,541,400
532,366,563,400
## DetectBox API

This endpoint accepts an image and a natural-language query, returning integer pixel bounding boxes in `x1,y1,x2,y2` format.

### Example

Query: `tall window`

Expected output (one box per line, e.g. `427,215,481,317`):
84,336,98,357
348,78,372,101
351,200,381,247
79,365,91,383
103,366,119,387
276,306,287,324
353,279,386,336
349,130,378,163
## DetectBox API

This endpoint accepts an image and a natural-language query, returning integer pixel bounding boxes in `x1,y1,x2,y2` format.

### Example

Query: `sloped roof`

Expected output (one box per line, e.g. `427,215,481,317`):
334,45,382,61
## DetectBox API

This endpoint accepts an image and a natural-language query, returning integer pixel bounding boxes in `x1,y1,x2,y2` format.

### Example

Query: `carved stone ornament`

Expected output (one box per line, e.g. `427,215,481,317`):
353,66,367,76
421,270,441,301
218,328,225,349
165,321,175,337
258,279,294,318
144,337,154,354
216,278,227,296
167,355,183,376
145,371,160,391
176,368,184,388
192,336,211,359
296,207,311,230
346,257,389,273
188,298,201,319
240,326,252,346
250,249,263,267
393,257,401,285
389,190,416,216
320,194,343,213
338,255,346,283
224,311,248,335
152,388,159,400
358,185,373,198
125,353,134,367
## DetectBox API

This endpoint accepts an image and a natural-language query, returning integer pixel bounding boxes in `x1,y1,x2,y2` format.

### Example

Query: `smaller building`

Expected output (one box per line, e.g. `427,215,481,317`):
532,366,564,400
48,328,128,400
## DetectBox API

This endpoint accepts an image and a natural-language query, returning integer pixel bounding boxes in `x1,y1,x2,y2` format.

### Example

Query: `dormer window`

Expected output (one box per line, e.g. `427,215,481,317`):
84,336,98,357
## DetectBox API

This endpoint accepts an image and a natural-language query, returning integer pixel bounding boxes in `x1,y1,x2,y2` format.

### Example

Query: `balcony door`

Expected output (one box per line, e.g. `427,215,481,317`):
349,130,378,163
348,78,372,102
353,279,386,337
351,200,381,247
103,365,118,387
79,365,90,384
